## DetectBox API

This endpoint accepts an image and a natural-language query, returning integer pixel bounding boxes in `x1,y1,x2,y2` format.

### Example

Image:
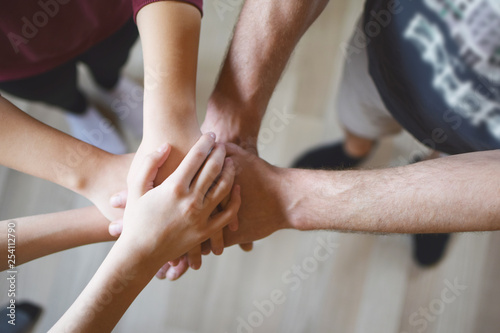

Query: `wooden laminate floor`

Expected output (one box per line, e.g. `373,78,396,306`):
1,1,499,332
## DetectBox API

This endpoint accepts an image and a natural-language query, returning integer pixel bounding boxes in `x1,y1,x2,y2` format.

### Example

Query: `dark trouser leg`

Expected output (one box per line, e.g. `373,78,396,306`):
0,60,87,114
79,18,139,90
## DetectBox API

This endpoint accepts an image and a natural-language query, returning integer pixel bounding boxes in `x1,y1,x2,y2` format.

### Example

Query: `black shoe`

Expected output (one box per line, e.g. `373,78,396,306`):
292,142,366,170
412,233,451,267
0,301,43,333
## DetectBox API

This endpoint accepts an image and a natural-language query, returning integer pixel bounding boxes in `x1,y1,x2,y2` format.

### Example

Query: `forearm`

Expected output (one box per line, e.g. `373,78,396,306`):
285,151,500,233
50,238,157,332
0,96,109,195
136,1,202,181
207,0,330,141
0,207,114,270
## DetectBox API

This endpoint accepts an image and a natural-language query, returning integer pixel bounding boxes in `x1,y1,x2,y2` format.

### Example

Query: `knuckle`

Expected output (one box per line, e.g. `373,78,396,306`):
171,182,185,196
182,197,204,217
193,150,207,161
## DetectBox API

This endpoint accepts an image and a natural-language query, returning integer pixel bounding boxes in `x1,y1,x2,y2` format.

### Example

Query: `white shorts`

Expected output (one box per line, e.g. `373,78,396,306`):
337,24,402,140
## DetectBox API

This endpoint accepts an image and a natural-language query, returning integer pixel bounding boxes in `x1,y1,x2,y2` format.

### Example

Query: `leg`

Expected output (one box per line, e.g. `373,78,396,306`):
79,18,143,138
293,18,400,170
343,128,376,158
79,18,139,90
0,61,87,114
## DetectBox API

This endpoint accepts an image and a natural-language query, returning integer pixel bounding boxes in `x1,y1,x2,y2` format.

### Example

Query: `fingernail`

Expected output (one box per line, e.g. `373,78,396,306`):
110,195,122,207
229,223,238,232
157,143,168,153
109,223,123,237
166,270,177,280
208,132,216,140
213,248,223,256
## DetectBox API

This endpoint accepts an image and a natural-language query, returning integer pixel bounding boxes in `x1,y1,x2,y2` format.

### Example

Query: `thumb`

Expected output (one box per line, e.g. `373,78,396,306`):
110,190,129,208
130,143,171,198
109,219,123,237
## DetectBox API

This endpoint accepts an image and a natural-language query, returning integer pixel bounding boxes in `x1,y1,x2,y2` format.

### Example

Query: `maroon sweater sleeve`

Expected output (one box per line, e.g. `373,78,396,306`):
132,0,203,21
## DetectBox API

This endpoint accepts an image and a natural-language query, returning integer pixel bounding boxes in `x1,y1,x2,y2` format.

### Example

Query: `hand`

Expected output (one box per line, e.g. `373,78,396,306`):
222,143,291,247
108,142,238,279
119,134,241,268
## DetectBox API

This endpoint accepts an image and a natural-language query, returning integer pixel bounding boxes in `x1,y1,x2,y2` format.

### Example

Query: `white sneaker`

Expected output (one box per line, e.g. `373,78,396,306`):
66,106,127,155
94,76,144,139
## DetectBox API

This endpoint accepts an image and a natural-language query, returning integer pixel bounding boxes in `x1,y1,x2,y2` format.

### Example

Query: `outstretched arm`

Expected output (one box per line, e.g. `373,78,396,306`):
222,145,500,247
134,1,202,180
0,207,115,271
133,1,227,272
51,135,240,332
288,150,500,233
202,0,330,149
0,96,132,221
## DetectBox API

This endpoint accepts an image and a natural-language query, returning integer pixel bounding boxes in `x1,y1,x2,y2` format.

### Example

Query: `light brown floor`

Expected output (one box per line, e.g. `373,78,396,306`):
1,0,499,332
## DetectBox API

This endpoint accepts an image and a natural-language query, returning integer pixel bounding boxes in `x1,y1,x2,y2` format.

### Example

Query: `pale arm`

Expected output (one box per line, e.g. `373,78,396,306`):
202,0,330,147
48,239,157,333
135,1,202,181
134,2,224,269
0,207,114,271
0,96,132,220
51,136,240,332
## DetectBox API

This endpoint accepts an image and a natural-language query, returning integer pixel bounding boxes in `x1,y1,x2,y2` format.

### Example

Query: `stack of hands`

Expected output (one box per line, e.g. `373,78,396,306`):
99,131,290,282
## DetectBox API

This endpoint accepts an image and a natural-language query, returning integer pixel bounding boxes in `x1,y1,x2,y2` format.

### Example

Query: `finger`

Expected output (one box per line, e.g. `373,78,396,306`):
168,133,216,189
218,193,238,231
110,190,128,208
204,158,235,212
108,219,123,237
224,142,241,156
166,256,190,281
190,143,226,195
155,262,171,280
206,185,241,237
228,214,239,232
187,246,202,270
210,231,224,256
131,143,171,198
201,240,211,255
168,257,182,267
239,243,254,252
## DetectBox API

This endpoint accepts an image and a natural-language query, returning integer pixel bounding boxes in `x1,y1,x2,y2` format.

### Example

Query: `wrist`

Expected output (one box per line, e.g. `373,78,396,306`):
205,95,261,146
277,168,305,230
71,146,112,197
112,234,163,277
143,102,200,142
